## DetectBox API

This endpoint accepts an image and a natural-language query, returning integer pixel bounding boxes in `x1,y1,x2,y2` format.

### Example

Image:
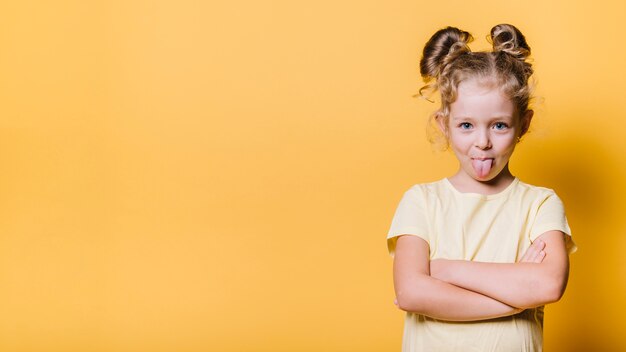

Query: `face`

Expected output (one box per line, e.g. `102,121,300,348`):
440,78,532,184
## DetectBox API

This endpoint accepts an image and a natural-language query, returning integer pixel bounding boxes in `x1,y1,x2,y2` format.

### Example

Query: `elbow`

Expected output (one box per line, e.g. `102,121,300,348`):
542,280,567,304
396,300,411,312
532,274,568,306
516,288,563,310
396,292,418,312
544,268,569,304
393,272,437,313
395,290,428,313
532,288,562,306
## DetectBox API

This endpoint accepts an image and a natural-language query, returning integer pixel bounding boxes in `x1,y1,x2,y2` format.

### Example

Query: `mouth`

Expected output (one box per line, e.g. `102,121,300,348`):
471,157,493,161
471,158,494,178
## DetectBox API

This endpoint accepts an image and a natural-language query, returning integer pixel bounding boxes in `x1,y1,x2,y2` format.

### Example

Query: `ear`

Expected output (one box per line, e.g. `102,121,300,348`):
436,113,449,137
519,110,533,137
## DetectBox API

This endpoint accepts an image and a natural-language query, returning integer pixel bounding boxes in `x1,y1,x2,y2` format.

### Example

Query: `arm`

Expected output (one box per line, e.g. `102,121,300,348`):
430,231,570,309
393,235,522,321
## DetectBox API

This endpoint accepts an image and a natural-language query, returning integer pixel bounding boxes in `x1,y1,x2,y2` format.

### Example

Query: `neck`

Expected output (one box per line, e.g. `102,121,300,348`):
449,165,515,195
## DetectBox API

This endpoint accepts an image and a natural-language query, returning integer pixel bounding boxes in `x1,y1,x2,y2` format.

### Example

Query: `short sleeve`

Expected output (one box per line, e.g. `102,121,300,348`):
530,192,577,254
387,186,430,257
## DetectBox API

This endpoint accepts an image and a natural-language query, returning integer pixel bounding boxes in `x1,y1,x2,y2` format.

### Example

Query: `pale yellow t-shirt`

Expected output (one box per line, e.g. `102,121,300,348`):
387,178,576,352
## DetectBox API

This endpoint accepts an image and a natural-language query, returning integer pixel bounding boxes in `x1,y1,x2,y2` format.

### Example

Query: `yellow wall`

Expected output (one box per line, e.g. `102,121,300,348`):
1,0,624,351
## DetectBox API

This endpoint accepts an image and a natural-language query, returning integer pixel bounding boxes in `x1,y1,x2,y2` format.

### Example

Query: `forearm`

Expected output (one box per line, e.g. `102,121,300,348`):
393,235,521,321
395,273,522,321
431,231,570,309
432,260,567,309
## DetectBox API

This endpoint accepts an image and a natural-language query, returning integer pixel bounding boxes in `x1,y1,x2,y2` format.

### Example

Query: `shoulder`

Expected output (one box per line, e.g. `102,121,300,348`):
403,179,450,200
515,179,557,194
513,180,569,219
514,179,563,202
517,180,574,247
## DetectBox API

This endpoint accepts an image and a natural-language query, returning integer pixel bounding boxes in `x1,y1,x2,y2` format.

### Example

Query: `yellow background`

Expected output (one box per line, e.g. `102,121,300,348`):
1,0,624,351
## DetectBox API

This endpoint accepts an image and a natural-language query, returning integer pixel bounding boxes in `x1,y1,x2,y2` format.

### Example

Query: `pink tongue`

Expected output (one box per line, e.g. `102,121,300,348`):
472,159,493,178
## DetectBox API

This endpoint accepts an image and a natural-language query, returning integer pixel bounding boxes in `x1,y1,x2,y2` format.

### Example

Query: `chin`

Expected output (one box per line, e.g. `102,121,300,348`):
474,176,495,183
471,171,498,183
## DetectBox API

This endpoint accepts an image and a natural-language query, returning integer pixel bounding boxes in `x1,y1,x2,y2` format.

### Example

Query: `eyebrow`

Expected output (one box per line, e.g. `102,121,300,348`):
451,115,514,121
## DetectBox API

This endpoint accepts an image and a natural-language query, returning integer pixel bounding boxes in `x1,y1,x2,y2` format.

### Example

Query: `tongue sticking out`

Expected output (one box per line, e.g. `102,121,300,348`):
472,159,493,178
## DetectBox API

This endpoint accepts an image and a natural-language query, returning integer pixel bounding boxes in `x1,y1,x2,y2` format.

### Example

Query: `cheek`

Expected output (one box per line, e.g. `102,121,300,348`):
449,134,473,150
493,135,518,152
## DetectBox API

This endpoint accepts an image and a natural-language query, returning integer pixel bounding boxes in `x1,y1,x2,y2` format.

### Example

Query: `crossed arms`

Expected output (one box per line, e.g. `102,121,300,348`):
393,230,569,321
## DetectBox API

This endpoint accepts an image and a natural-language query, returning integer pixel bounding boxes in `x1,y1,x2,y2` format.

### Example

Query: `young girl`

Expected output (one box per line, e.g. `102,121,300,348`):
387,24,576,351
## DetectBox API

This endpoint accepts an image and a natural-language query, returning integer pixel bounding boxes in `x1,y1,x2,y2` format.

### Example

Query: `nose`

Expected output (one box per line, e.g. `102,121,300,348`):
474,129,492,150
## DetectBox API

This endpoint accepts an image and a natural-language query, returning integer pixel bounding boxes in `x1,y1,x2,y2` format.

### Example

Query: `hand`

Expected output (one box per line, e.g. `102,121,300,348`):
519,239,546,263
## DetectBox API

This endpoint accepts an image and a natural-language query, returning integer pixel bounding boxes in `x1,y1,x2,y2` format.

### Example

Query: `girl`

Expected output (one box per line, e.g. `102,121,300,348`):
387,24,576,351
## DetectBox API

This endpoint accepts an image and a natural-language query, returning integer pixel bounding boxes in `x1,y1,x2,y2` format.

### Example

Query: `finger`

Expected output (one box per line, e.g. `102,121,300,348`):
528,241,546,263
530,240,546,262
520,240,539,262
520,246,534,262
537,250,546,263
520,239,545,263
533,239,546,250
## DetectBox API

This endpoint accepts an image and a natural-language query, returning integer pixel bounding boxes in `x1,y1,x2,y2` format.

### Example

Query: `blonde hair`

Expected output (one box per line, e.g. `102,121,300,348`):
419,24,534,146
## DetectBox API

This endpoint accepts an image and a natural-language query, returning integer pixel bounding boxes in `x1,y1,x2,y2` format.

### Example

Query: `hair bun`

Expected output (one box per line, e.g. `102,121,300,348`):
490,24,531,61
420,26,473,83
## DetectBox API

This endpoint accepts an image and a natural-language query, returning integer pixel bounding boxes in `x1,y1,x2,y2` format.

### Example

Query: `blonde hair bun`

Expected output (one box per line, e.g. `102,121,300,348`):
490,24,531,61
420,27,473,83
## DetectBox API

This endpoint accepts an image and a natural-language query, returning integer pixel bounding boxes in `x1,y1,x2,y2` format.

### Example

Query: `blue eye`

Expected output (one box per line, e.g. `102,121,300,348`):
459,122,472,129
494,122,508,130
